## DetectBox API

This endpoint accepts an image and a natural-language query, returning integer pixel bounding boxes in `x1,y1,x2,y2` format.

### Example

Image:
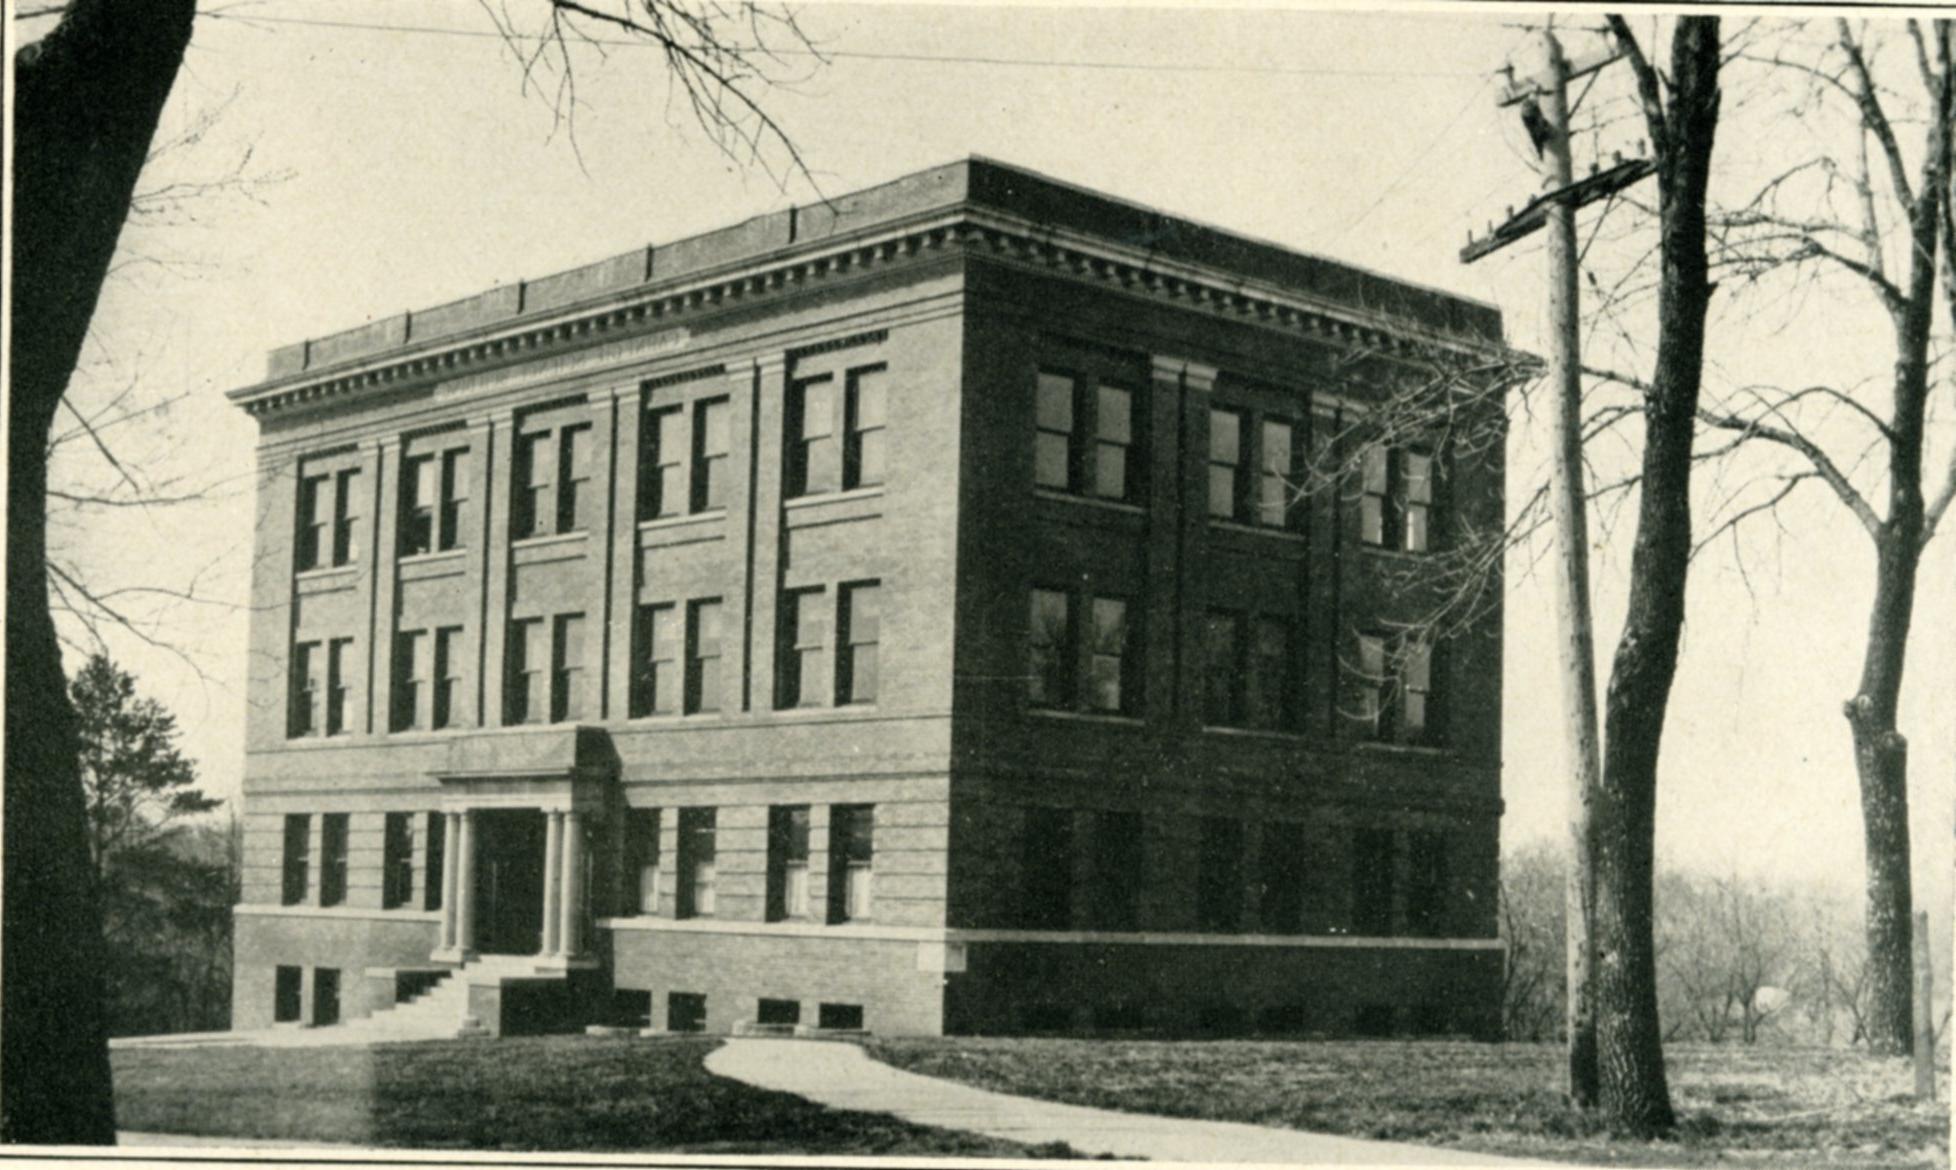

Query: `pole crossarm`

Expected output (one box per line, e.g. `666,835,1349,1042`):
1461,155,1655,263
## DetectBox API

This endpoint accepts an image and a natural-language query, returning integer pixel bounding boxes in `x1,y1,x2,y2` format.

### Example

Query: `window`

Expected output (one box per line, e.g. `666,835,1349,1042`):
787,375,836,497
1196,817,1243,932
296,475,329,571
625,808,661,915
844,368,886,489
1036,371,1141,501
400,447,470,555
382,812,413,909
642,407,686,520
667,992,707,1032
676,808,716,919
632,604,680,717
1202,611,1245,726
683,600,722,714
506,618,546,724
1086,596,1135,715
280,814,310,905
331,469,359,566
559,425,592,534
765,805,811,921
1360,445,1437,552
551,614,585,722
514,417,592,539
1092,384,1135,500
1034,372,1075,491
325,638,353,736
1258,821,1305,934
319,813,349,907
1258,419,1295,527
392,631,427,732
1090,811,1143,930
837,582,880,705
289,642,321,738
1352,828,1395,936
423,813,446,912
1355,633,1438,745
692,397,730,511
1247,617,1296,731
757,998,801,1027
274,966,303,1023
1021,807,1074,929
1406,830,1449,937
777,588,828,709
827,804,873,924
818,1003,865,1031
432,627,463,730
312,967,341,1027
1027,589,1073,709
1208,409,1243,519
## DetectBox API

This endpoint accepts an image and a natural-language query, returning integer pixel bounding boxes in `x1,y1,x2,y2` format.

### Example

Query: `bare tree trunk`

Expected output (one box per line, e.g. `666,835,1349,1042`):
5,0,196,1143
1594,13,1722,1137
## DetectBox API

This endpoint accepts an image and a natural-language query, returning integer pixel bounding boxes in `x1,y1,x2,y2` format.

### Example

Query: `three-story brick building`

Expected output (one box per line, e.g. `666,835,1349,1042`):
229,158,1509,1039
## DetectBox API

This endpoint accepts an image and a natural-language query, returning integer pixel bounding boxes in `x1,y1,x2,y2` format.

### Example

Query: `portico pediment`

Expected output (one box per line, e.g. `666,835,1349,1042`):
427,724,615,813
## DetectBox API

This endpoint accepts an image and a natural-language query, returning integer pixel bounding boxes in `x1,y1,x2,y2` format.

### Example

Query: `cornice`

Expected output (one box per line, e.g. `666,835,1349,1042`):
231,206,1513,424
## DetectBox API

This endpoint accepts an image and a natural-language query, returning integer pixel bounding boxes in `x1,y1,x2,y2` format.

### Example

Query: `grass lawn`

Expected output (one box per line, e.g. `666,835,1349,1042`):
868,1037,1949,1168
111,1035,1064,1156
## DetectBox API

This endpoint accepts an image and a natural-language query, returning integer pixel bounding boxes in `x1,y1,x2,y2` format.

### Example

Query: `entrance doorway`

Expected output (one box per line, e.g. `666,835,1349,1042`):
474,809,547,955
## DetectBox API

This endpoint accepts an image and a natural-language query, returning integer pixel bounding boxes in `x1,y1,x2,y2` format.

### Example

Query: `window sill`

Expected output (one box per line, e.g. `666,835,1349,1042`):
785,485,884,510
1210,520,1306,542
626,710,724,723
512,529,588,550
639,509,726,532
398,548,467,566
1027,708,1145,726
1202,724,1307,741
1032,488,1146,516
1356,740,1448,757
294,564,358,582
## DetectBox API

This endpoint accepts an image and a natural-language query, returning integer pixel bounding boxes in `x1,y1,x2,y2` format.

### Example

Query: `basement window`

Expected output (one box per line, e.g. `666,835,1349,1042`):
818,1003,865,1031
667,992,706,1033
757,998,801,1027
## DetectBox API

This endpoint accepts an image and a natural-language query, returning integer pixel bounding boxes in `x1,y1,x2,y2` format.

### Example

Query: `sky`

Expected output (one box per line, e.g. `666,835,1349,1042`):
37,2,1953,927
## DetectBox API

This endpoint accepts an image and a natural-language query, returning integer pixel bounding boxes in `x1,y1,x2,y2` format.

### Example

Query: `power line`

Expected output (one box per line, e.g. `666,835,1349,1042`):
1338,73,1494,237
202,11,1493,81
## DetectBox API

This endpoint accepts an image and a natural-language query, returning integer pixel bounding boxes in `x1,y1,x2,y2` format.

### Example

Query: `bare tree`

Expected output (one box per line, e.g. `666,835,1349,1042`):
1654,871,1798,1044
1501,841,1568,1043
8,0,822,1143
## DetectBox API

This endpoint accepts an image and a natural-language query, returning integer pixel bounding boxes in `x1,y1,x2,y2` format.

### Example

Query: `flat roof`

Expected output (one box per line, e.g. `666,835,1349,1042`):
253,156,1503,385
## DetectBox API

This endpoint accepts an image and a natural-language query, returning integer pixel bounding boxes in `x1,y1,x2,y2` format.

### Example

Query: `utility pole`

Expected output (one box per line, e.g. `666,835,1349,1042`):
1462,28,1650,1109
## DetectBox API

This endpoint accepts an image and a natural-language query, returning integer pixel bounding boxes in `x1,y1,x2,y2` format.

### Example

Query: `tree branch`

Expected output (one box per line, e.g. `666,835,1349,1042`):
1837,19,1916,211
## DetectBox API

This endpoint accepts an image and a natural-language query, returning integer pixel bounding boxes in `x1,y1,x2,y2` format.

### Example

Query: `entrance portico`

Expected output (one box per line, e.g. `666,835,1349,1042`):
430,775,605,972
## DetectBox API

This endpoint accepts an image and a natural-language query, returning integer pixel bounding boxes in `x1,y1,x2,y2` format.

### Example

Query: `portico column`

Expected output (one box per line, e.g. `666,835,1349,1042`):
439,811,462,951
559,810,586,958
455,809,479,954
541,810,565,958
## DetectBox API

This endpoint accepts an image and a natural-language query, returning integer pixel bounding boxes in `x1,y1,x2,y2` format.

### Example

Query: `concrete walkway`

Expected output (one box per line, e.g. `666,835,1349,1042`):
705,1038,1563,1167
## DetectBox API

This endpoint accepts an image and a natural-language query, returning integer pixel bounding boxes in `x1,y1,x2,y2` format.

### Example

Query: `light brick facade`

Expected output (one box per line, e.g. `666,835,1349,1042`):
230,158,1508,1039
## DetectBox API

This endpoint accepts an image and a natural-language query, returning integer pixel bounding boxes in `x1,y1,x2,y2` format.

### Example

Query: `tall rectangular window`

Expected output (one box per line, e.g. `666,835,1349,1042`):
423,812,446,912
319,813,349,908
1020,807,1074,930
402,455,437,556
516,430,553,539
837,581,880,705
676,807,716,919
828,804,874,924
1086,596,1135,715
274,966,303,1023
296,474,329,571
1355,633,1388,738
1092,384,1134,501
1034,371,1076,491
1208,409,1243,519
392,631,426,732
432,626,463,730
325,638,353,736
1352,827,1395,936
685,599,722,714
439,448,469,550
331,469,359,566
778,588,828,708
625,808,661,915
1406,829,1449,937
1258,419,1294,527
1360,446,1437,551
1027,588,1073,709
1247,616,1295,732
1354,634,1437,744
551,613,585,722
1202,610,1245,726
642,407,686,520
507,618,545,724
289,641,321,738
1090,810,1143,930
1401,452,1433,551
843,368,886,489
557,424,591,534
1257,821,1305,934
788,376,836,497
1196,816,1243,932
280,814,310,905
765,805,812,921
632,604,679,717
1360,446,1390,547
382,812,413,909
1400,641,1434,744
692,398,730,511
